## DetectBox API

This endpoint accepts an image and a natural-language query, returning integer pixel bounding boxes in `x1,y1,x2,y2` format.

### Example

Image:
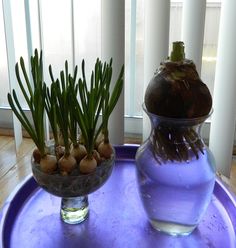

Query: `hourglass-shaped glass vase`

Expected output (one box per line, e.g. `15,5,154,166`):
135,105,216,236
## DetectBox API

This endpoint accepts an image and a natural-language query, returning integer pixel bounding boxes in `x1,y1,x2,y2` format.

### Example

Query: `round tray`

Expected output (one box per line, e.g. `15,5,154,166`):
1,145,236,248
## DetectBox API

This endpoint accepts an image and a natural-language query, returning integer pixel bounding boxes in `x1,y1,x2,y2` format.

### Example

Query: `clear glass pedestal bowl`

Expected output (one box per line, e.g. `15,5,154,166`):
31,153,115,224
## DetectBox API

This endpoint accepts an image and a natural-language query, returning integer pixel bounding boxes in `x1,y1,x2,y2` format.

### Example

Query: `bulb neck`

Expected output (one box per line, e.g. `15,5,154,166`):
170,41,185,62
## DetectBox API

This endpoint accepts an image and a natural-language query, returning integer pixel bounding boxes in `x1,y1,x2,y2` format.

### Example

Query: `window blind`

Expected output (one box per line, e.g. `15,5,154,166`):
2,0,235,177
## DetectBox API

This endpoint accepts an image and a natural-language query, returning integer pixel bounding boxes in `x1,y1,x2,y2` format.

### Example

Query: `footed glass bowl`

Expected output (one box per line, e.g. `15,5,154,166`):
31,153,115,224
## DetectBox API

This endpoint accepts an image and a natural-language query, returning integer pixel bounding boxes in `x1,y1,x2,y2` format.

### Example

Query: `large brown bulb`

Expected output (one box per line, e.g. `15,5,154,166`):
145,42,212,118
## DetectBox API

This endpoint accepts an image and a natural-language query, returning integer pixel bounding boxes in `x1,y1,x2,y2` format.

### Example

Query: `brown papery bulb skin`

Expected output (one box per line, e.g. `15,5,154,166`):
33,148,41,163
98,142,113,159
71,144,87,163
145,42,212,118
79,156,97,174
40,154,57,174
92,149,102,164
58,154,77,176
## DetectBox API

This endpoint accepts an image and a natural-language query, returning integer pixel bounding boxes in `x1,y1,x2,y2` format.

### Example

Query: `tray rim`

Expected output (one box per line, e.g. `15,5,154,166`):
1,145,236,247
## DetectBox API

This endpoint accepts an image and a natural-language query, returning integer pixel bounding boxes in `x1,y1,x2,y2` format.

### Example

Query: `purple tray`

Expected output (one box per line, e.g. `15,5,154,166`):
1,145,236,248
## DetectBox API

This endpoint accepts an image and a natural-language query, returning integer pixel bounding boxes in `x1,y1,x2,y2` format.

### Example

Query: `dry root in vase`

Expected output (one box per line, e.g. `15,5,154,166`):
151,126,204,164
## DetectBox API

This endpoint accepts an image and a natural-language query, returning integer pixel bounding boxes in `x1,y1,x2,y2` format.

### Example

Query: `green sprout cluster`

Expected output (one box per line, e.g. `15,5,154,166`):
8,49,124,167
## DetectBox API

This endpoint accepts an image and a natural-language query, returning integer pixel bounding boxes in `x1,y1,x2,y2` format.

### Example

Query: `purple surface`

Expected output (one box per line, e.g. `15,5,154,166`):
1,145,236,248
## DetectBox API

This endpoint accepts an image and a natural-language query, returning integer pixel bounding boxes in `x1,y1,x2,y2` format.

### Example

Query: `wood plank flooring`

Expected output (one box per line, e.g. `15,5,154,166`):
0,136,35,208
0,136,236,209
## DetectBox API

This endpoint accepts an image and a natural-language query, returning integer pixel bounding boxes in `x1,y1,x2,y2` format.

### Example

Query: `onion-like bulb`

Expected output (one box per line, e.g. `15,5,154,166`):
58,154,77,176
98,142,113,159
71,144,87,163
40,154,57,174
79,156,97,174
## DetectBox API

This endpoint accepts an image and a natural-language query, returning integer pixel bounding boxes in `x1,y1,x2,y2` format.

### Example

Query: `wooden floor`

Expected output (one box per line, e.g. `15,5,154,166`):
0,136,236,209
0,136,36,208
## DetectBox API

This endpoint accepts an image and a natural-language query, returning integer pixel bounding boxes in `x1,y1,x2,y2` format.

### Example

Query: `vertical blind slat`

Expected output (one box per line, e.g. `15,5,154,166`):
129,0,137,116
37,0,43,52
182,0,206,74
142,0,170,140
2,0,23,152
24,0,34,82
37,0,50,141
209,0,236,177
101,0,125,145
71,0,75,69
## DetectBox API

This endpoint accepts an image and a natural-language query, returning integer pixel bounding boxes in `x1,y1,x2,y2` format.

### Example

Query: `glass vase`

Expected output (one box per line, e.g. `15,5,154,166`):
135,105,216,236
31,150,115,224
60,196,89,224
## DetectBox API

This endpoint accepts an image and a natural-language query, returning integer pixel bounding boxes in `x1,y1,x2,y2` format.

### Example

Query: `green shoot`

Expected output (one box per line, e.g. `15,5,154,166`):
7,49,46,156
101,61,124,143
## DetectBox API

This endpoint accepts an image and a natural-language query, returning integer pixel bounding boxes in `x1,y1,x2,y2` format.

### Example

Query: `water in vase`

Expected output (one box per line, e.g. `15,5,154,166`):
136,143,216,236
